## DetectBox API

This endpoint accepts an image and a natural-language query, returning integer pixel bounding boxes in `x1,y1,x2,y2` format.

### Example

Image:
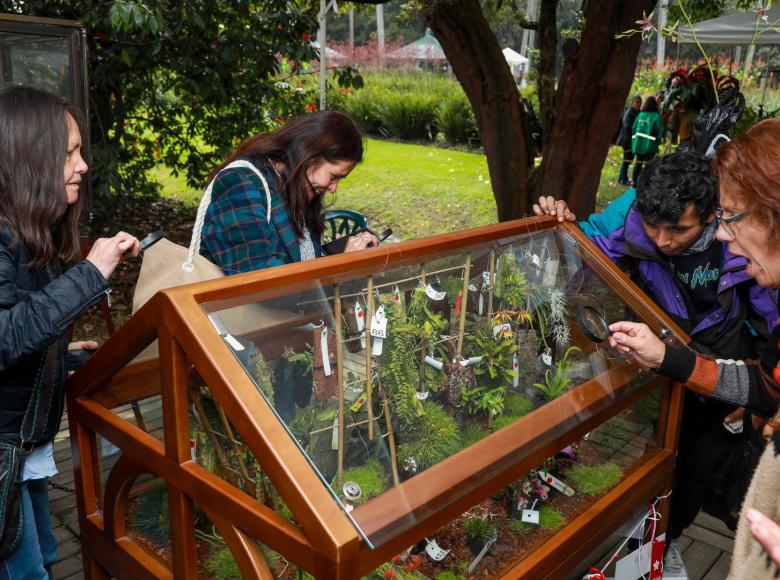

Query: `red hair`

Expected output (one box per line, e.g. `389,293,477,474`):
712,118,780,242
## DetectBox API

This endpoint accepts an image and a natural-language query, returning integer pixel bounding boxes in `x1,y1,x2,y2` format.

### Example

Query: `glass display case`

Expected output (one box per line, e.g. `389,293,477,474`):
67,216,687,579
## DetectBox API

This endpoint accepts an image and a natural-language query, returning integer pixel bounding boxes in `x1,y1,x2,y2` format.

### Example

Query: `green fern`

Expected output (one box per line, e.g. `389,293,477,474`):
397,401,462,472
495,253,527,309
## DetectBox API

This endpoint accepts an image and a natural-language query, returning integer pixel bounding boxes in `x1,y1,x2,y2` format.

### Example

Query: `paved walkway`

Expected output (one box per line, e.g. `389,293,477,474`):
48,413,736,580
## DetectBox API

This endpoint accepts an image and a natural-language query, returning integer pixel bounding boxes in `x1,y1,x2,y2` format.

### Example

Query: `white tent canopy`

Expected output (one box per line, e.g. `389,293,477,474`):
387,33,446,60
502,47,529,75
677,4,780,45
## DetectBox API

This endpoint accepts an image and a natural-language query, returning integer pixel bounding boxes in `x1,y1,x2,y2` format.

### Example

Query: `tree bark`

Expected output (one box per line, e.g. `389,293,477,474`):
422,0,531,222
536,0,557,141
534,0,656,217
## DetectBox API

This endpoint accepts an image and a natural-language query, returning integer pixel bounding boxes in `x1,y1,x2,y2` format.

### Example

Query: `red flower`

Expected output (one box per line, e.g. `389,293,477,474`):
391,555,402,564
305,103,317,112
412,554,423,566
302,32,310,41
383,570,396,579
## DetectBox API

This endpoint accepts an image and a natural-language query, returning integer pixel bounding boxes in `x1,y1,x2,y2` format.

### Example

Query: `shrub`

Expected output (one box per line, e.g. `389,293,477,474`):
568,463,622,496
461,424,490,447
380,92,439,140
436,93,478,144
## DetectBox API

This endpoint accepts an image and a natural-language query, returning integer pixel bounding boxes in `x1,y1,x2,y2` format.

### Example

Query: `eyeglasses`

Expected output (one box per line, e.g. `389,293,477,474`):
715,207,748,237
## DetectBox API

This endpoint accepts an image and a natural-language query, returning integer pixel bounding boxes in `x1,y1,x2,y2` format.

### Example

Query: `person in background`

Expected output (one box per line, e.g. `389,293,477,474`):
0,86,139,579
631,96,664,185
616,95,642,186
201,110,377,275
604,118,780,580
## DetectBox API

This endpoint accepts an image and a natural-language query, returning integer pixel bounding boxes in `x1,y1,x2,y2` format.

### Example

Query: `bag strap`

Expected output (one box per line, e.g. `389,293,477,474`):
184,159,273,272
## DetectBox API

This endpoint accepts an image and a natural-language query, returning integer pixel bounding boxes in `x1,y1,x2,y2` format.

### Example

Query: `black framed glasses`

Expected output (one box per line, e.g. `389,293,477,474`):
715,207,748,237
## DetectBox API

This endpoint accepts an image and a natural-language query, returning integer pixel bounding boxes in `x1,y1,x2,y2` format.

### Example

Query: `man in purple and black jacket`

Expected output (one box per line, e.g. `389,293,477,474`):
534,150,778,555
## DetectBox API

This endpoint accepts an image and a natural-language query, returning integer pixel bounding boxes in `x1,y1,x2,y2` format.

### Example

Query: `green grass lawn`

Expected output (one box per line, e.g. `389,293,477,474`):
152,138,631,241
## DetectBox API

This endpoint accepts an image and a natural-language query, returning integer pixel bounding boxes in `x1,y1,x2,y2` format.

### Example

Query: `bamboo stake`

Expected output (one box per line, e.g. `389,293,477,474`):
334,286,346,488
456,254,471,358
189,388,238,487
308,415,381,437
488,250,496,318
365,277,374,440
379,383,400,486
214,402,256,497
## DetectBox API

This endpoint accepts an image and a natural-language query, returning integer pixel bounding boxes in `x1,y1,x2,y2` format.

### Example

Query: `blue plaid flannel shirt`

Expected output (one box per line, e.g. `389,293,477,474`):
201,158,321,274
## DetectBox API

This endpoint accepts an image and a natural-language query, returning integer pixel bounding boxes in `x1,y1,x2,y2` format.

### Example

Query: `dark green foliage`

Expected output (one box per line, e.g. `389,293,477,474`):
204,543,241,580
463,517,493,543
436,93,479,145
568,463,622,496
461,424,490,448
131,485,169,544
492,414,521,431
380,321,425,429
332,459,388,506
379,92,439,141
466,325,517,389
532,346,581,401
494,253,527,310
439,276,465,307
505,394,534,417
397,401,462,472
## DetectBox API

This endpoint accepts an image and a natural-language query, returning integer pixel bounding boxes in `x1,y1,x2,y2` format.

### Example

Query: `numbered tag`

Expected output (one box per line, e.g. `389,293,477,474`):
512,352,520,388
424,538,450,561
321,326,332,376
424,283,446,301
371,306,385,356
458,355,483,367
424,355,444,370
370,314,388,339
493,323,511,338
350,391,368,413
355,302,366,348
538,470,575,497
521,499,540,524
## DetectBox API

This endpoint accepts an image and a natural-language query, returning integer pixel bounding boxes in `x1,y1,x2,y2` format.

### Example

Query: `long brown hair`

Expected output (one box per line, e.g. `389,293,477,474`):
0,86,86,266
713,118,780,243
212,110,363,237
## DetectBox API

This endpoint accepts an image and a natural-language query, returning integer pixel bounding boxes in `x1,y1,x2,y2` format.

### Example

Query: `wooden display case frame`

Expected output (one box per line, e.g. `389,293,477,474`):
67,217,687,579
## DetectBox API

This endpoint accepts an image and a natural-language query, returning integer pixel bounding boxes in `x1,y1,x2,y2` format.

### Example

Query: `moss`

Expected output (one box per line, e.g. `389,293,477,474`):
568,463,623,496
435,572,465,580
461,424,490,448
397,401,462,472
504,394,534,417
204,543,241,580
509,506,565,534
331,459,388,506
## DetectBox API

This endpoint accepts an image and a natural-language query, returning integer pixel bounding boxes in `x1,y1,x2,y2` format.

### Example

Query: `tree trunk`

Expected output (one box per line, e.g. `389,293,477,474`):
534,0,656,217
422,0,531,222
536,0,557,141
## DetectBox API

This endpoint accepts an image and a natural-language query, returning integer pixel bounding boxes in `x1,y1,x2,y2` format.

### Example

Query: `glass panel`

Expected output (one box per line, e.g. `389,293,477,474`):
0,33,73,99
127,476,172,566
202,223,684,548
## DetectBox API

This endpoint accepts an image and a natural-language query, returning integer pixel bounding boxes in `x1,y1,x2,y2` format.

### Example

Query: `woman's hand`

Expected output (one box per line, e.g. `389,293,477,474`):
608,321,666,368
69,340,98,352
532,196,577,222
344,231,380,253
86,231,140,279
746,509,780,570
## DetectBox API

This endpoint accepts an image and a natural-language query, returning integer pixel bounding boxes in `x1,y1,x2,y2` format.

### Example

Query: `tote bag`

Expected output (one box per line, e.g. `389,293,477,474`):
132,160,298,360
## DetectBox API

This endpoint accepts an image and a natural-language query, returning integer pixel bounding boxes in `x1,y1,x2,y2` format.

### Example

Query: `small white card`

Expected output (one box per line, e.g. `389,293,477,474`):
425,284,446,301
493,323,511,338
424,355,444,370
425,538,450,561
321,326,332,376
415,391,429,400
512,352,520,388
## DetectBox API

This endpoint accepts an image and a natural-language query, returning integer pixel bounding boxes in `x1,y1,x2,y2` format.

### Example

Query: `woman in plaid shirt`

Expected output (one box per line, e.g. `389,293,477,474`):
201,110,377,274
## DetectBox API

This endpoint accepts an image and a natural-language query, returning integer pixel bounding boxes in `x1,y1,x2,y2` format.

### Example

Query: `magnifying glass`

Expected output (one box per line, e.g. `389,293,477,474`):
576,306,611,343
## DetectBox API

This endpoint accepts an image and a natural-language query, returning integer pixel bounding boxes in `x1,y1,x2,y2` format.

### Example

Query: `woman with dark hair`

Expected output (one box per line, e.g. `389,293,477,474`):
607,118,780,579
201,110,377,274
631,95,664,185
0,86,138,578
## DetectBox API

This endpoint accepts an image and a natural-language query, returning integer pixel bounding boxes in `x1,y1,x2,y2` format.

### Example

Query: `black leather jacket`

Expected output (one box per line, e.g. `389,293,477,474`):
0,229,109,443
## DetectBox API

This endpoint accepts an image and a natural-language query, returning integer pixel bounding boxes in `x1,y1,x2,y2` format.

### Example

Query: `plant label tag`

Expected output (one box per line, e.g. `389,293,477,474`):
482,271,495,287
223,332,245,352
467,529,497,574
425,284,446,301
459,355,483,367
392,285,402,302
493,323,511,338
538,470,575,496
425,538,450,561
355,302,366,348
189,438,196,462
541,350,553,366
331,415,339,450
521,499,540,524
371,306,388,347
468,283,478,292
372,336,384,356
478,292,484,315
350,391,368,413
415,391,429,400
532,253,541,268
424,355,444,370
512,352,520,388
321,326,332,376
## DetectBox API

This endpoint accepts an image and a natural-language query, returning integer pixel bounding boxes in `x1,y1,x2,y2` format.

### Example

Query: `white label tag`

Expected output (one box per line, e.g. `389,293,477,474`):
415,391,429,400
370,317,388,339
425,283,446,301
478,292,484,315
493,323,511,338
355,302,366,348
468,283,478,292
538,470,575,496
189,438,196,461
541,351,553,366
224,333,245,351
458,355,483,367
482,271,495,287
532,253,541,268
512,352,520,388
331,415,339,450
372,337,384,356
321,327,332,376
392,285,402,302
424,355,444,370
424,538,450,561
